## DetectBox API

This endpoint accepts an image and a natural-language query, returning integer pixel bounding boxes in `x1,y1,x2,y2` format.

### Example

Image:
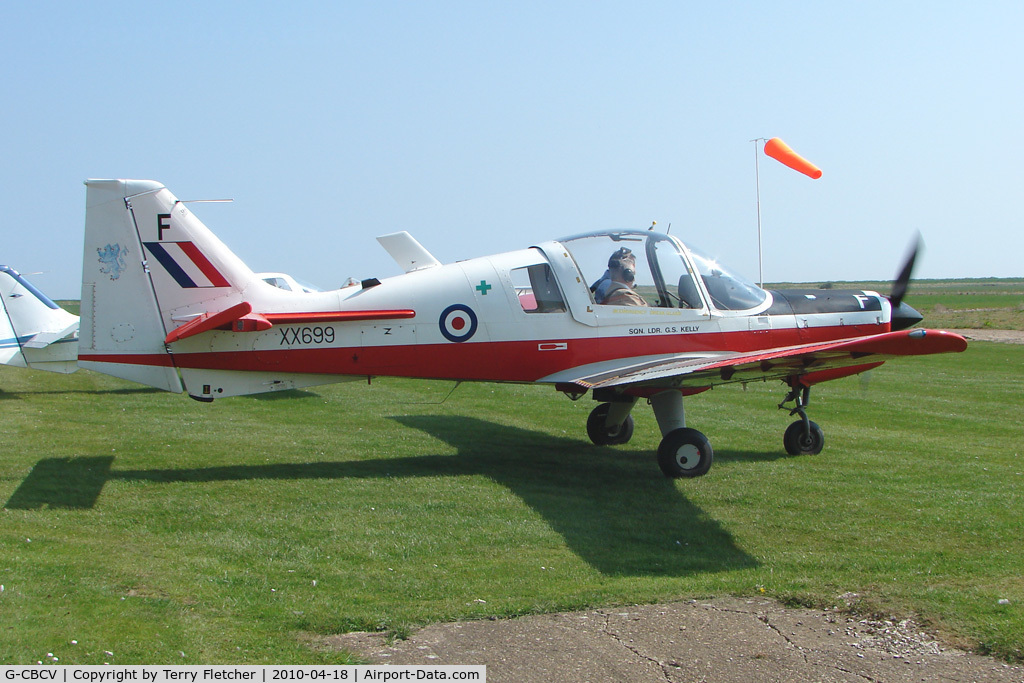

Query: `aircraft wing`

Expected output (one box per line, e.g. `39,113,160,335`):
548,329,968,391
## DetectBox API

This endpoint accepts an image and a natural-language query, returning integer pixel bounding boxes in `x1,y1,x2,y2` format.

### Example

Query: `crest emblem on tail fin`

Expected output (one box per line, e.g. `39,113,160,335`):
97,243,127,280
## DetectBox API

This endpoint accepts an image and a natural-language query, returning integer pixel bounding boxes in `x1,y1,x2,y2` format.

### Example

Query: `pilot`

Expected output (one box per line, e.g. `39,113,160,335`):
593,247,649,307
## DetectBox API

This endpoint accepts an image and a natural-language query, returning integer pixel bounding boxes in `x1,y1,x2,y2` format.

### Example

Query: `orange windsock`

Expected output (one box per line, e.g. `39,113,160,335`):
763,137,822,179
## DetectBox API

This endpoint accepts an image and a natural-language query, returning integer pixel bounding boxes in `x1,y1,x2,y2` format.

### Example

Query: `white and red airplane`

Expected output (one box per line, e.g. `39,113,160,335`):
78,179,967,477
1,265,79,375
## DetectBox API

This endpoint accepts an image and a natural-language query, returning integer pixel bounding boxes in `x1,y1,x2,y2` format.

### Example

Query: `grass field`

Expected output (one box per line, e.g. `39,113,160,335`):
1,333,1022,664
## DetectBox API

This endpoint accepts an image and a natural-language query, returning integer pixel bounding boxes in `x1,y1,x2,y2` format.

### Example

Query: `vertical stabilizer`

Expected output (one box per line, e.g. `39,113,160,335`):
0,266,79,373
80,180,182,390
81,179,259,391
0,271,28,369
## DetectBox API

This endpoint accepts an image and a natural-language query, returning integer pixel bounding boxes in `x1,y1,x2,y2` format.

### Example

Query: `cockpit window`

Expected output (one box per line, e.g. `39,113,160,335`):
510,264,567,313
559,231,704,309
558,230,766,312
560,233,659,306
258,272,322,293
263,277,289,290
686,245,767,310
647,235,703,309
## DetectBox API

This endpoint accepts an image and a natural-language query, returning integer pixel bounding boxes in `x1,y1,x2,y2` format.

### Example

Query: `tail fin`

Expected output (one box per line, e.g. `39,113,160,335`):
0,266,79,374
80,179,256,391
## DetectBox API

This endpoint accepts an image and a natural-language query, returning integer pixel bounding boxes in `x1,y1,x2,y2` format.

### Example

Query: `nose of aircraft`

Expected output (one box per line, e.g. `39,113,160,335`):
890,301,924,331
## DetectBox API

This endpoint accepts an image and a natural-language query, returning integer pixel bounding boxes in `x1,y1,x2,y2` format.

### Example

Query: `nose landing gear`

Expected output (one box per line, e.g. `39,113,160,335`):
780,383,825,455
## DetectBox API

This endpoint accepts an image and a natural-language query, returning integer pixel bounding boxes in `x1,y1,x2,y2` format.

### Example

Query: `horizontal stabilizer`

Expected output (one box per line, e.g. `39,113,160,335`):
23,321,79,349
166,307,418,343
229,312,274,333
165,302,255,344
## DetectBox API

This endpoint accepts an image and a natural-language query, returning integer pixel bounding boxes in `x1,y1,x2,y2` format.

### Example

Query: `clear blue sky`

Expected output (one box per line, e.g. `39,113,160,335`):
3,1,1021,298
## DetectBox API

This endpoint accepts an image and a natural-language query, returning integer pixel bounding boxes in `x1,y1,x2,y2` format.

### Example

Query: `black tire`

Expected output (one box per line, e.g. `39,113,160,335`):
657,428,713,478
586,403,635,446
783,420,825,455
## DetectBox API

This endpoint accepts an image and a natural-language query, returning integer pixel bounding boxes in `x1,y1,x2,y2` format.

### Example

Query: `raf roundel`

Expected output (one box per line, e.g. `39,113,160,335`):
439,304,478,343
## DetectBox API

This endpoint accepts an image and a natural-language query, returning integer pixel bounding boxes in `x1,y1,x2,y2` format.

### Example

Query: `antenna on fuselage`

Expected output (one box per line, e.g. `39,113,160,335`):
404,381,463,405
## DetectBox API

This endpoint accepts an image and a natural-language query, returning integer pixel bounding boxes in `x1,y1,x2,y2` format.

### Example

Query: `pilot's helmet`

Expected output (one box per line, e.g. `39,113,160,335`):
608,247,636,283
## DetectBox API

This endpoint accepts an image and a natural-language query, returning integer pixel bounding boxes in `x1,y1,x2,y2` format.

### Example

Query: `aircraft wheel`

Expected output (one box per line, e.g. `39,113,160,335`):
657,428,713,478
586,403,634,446
783,420,825,455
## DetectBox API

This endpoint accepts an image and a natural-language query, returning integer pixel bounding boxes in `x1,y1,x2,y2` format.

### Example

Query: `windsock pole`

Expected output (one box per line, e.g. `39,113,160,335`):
751,137,767,287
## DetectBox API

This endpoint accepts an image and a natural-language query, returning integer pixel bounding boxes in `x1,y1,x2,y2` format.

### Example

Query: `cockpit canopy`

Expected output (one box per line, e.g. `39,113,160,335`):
558,230,767,312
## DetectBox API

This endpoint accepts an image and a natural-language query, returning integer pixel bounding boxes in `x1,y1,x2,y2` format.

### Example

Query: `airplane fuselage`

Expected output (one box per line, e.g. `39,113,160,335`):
127,241,899,398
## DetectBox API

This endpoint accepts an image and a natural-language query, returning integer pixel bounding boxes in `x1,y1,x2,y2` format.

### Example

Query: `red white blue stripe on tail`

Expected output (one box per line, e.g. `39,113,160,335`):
143,241,230,288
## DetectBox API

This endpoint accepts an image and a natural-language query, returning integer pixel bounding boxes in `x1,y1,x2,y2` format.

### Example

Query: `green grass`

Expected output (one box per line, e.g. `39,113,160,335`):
2,341,1023,664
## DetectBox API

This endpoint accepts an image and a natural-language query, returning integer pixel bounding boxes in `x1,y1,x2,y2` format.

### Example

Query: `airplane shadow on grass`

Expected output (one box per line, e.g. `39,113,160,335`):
6,415,757,577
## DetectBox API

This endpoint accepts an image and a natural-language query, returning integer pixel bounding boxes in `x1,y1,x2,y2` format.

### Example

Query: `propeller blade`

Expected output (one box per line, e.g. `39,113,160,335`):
859,369,873,392
889,233,922,308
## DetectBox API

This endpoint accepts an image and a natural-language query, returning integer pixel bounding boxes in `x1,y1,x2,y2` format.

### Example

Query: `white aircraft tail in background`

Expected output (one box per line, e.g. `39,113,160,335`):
1,265,79,374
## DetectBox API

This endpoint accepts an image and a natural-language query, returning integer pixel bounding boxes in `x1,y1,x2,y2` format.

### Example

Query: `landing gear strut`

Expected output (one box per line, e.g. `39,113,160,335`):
780,383,825,455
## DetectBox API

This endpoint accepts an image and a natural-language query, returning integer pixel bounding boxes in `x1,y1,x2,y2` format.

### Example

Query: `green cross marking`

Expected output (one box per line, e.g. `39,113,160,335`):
475,280,492,295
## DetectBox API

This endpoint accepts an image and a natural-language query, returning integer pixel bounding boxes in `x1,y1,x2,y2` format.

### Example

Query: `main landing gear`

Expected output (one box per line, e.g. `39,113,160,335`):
586,390,713,478
586,400,635,446
583,379,826,478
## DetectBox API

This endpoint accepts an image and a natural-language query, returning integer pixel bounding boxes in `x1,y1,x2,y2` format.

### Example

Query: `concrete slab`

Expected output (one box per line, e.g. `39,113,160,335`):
324,598,1024,682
